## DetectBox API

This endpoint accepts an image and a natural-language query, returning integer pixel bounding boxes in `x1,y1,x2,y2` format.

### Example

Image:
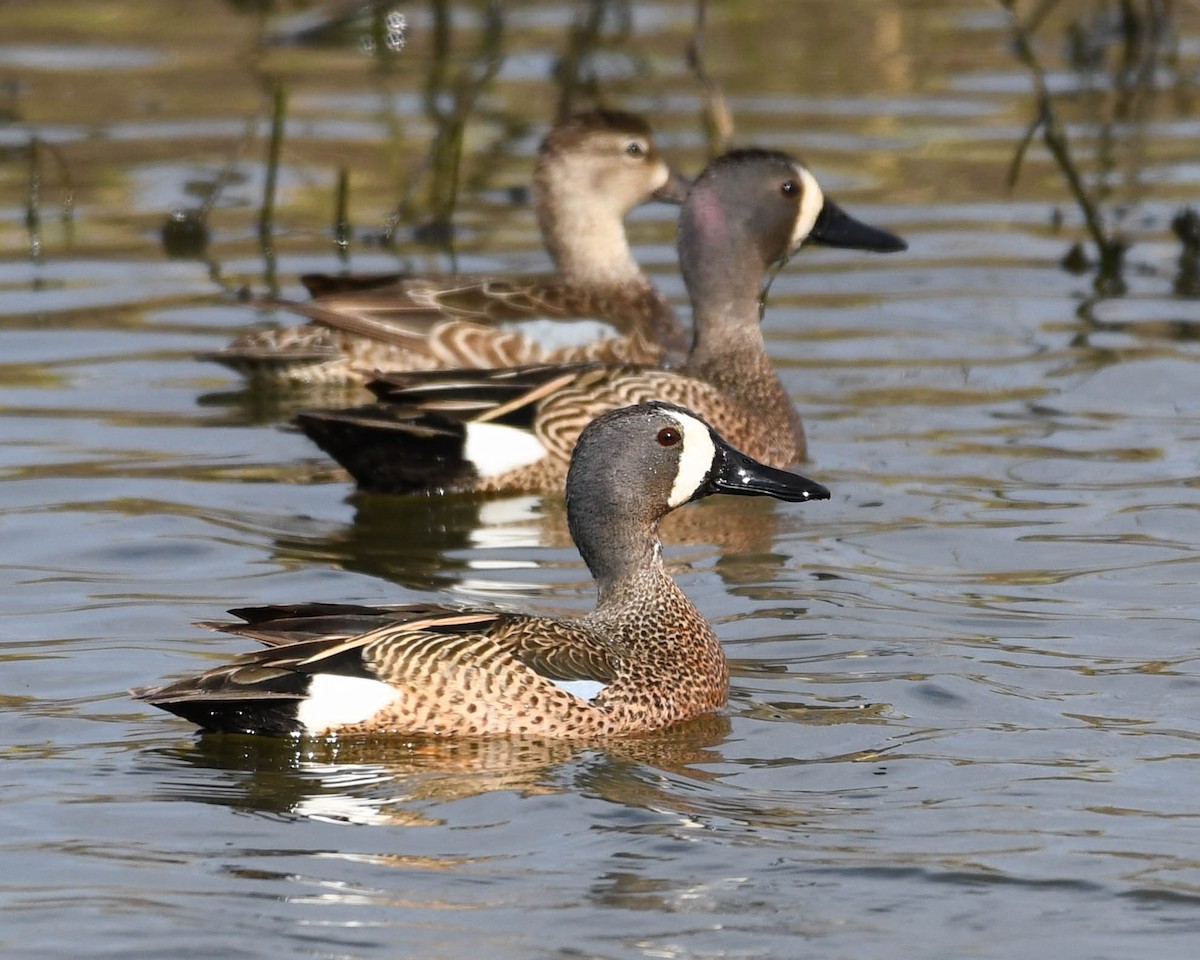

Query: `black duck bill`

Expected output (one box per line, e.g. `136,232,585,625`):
809,199,907,253
702,432,831,503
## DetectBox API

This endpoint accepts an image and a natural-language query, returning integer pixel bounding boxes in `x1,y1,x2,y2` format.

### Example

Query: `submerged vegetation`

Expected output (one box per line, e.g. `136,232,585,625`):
1002,0,1198,296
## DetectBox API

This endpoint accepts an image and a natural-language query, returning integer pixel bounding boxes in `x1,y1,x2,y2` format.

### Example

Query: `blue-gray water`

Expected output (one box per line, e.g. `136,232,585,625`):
3,2,1200,958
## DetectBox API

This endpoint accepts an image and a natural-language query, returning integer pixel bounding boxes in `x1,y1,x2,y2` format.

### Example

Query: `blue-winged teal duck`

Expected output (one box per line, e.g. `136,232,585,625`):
295,148,906,492
203,111,691,385
134,401,830,737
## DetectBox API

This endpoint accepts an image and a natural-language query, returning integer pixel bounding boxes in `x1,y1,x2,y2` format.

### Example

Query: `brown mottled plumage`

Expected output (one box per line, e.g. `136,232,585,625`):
203,110,690,385
132,402,831,738
296,149,907,493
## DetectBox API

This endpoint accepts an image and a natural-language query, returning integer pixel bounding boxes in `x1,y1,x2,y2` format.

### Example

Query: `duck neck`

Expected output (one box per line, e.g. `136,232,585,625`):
570,489,725,704
598,542,673,612
678,209,765,359
535,179,647,290
569,498,671,611
683,282,775,394
587,538,702,637
681,274,803,459
573,502,658,596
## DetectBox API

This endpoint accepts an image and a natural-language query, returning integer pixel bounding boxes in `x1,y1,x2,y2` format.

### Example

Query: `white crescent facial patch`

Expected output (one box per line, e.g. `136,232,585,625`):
664,409,718,509
790,164,826,250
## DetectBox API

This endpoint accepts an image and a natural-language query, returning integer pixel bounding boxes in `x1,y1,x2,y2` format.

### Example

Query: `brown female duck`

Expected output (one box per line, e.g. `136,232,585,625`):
204,110,691,385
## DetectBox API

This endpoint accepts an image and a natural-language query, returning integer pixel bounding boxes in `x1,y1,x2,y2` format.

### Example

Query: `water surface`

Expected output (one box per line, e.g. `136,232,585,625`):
2,2,1200,958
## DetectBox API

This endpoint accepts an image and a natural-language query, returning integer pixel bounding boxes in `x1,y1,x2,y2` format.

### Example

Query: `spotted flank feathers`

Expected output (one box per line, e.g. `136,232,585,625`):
202,110,691,385
133,402,831,738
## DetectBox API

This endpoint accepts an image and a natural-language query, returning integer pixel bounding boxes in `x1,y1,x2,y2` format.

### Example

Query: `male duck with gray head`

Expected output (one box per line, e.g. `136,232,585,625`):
204,110,691,385
134,402,830,737
295,148,906,492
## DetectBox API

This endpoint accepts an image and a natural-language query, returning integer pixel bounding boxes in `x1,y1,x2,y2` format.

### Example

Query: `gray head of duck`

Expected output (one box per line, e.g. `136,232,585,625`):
565,401,830,587
677,148,905,312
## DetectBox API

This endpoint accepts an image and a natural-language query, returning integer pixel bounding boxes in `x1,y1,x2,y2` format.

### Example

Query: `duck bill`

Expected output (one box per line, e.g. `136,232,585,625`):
810,199,907,253
651,166,692,204
704,437,831,504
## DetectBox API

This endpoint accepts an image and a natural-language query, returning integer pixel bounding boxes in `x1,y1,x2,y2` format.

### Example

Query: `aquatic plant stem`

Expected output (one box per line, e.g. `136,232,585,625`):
1001,0,1128,293
258,84,286,244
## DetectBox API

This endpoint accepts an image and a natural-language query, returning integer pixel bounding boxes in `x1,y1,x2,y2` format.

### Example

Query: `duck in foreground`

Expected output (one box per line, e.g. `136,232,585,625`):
203,110,691,385
133,402,830,738
296,148,906,493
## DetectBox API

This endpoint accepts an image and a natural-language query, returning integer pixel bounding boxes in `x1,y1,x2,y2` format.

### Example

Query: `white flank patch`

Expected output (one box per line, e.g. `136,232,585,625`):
549,678,607,702
790,165,826,249
296,674,398,735
463,422,547,478
499,317,614,350
666,409,718,508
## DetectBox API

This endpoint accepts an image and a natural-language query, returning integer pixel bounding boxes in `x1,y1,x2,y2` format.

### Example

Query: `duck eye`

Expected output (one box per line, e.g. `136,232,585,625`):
625,140,645,157
780,180,798,197
657,427,681,447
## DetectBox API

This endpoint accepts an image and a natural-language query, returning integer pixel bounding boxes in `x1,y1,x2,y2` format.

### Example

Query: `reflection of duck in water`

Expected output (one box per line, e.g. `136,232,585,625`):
134,402,829,737
295,488,807,599
296,148,906,494
152,711,732,827
203,110,691,387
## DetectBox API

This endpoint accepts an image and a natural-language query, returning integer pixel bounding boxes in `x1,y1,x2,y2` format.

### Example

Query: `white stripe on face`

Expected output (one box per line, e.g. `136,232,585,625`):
790,164,826,250
665,409,718,509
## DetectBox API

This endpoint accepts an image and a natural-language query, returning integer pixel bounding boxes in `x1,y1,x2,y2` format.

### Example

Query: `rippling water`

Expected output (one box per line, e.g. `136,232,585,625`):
2,1,1200,958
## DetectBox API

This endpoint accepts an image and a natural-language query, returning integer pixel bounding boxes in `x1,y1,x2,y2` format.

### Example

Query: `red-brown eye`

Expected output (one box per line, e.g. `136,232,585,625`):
780,180,798,197
657,427,681,447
